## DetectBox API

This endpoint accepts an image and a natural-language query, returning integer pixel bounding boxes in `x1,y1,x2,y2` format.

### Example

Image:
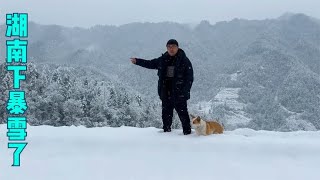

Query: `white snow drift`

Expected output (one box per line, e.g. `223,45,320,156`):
0,125,320,180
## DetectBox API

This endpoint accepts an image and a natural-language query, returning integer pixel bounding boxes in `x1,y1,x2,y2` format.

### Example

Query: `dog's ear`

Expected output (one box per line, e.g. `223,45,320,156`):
196,116,200,120
190,114,195,118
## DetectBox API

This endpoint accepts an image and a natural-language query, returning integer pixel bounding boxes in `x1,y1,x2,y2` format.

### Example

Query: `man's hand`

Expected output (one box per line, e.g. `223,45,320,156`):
130,58,137,64
131,56,161,69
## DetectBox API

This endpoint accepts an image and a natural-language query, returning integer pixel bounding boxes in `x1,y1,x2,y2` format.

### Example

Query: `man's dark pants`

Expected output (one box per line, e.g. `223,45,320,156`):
161,91,191,133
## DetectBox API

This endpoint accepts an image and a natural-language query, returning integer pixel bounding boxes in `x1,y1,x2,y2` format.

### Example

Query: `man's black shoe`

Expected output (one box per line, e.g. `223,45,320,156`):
183,129,191,135
163,127,171,132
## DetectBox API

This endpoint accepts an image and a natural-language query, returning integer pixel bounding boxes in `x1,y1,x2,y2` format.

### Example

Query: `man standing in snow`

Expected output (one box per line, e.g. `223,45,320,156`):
130,39,194,135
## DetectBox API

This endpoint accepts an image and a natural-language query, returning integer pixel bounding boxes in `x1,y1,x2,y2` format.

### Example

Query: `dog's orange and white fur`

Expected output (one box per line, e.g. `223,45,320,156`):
190,114,224,135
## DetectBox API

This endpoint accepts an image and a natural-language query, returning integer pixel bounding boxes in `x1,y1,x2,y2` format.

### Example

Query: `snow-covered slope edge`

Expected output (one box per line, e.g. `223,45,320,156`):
1,125,319,180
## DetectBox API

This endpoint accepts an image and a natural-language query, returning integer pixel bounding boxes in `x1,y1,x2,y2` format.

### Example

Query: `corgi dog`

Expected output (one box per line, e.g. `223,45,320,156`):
190,114,224,136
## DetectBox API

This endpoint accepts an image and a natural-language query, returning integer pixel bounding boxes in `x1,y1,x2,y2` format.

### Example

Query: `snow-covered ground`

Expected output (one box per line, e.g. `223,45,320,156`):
1,125,320,180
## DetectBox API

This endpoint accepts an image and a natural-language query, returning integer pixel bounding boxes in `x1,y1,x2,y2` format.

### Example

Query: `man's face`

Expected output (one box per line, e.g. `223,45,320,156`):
166,44,178,56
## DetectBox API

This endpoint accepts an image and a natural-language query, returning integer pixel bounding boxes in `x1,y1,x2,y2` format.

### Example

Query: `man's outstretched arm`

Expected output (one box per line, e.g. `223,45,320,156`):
131,56,161,69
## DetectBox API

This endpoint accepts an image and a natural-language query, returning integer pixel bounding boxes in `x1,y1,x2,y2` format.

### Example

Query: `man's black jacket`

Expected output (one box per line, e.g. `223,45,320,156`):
135,48,194,101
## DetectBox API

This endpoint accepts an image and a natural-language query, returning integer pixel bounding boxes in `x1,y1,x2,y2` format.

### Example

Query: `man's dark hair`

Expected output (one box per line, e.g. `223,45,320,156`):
166,39,179,47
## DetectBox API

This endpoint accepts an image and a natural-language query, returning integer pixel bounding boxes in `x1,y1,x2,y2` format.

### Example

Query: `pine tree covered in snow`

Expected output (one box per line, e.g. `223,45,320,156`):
0,62,162,128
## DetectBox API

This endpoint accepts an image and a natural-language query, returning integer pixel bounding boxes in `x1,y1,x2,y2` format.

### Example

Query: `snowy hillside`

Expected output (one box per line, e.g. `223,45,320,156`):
191,86,251,129
1,125,320,180
1,13,319,131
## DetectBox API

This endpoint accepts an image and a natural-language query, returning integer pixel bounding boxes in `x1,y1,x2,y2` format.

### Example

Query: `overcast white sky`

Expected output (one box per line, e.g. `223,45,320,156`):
0,0,319,28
